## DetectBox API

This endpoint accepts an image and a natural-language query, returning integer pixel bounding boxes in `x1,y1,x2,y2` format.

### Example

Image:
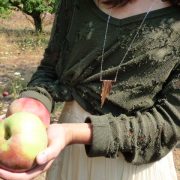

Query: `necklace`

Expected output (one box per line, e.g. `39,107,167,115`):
100,1,157,107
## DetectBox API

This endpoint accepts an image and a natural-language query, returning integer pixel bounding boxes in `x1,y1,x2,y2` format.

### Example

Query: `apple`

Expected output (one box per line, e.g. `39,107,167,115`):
0,112,48,172
7,98,50,127
2,91,9,97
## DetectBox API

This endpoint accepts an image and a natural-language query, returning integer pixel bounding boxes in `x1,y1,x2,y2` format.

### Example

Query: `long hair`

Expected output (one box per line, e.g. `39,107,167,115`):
101,0,180,7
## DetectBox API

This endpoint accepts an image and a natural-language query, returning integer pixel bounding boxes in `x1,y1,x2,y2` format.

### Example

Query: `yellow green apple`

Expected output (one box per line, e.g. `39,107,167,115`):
0,112,48,172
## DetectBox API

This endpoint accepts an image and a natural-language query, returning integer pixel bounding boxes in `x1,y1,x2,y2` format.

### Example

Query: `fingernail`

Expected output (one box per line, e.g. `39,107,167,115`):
37,151,47,164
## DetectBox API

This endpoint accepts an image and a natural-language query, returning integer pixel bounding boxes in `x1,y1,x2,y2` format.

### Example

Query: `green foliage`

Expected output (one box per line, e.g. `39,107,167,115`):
0,0,58,31
8,0,57,14
0,0,11,17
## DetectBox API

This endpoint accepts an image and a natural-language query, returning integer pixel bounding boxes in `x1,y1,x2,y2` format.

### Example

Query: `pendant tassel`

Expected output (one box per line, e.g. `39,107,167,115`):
101,80,113,107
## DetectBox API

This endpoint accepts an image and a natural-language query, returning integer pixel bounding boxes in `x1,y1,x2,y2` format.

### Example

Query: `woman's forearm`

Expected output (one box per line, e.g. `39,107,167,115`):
61,123,93,145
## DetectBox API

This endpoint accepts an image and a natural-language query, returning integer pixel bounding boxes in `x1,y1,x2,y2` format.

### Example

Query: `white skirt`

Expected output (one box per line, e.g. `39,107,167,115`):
46,101,178,180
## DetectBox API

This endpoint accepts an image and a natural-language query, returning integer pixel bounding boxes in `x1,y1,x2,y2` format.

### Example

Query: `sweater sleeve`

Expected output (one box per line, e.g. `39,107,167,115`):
20,0,72,112
85,63,180,165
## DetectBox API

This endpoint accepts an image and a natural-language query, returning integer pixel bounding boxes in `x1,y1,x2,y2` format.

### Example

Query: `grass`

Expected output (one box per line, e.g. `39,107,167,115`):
0,10,53,99
0,23,51,55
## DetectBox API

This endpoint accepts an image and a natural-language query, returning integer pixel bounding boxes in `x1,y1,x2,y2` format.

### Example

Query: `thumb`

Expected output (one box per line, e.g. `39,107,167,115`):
36,140,62,165
36,150,49,165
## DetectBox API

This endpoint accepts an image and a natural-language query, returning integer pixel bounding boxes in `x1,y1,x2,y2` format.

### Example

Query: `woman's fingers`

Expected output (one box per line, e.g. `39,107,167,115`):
26,159,54,178
0,160,53,180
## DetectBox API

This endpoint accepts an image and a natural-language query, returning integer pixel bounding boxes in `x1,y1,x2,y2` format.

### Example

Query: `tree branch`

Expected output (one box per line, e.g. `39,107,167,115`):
9,0,32,16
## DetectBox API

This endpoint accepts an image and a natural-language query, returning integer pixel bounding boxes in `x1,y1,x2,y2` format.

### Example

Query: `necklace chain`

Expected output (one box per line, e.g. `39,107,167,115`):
100,1,156,82
100,1,157,107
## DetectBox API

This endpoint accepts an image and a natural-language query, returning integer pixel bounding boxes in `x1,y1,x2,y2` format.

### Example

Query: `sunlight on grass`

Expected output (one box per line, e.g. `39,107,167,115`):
0,28,50,51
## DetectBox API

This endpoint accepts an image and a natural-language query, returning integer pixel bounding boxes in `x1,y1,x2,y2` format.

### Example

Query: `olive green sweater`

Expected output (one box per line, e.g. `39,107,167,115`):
20,0,180,165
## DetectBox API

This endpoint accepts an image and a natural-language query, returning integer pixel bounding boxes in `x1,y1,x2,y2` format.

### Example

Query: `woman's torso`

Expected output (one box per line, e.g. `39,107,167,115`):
55,0,180,116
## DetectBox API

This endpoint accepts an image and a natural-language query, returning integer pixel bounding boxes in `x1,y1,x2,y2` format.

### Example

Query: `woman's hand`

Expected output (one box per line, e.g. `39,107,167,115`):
0,123,72,180
0,99,92,180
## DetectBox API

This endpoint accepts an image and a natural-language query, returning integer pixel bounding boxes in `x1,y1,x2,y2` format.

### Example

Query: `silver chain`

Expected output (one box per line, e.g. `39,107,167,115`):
100,1,156,82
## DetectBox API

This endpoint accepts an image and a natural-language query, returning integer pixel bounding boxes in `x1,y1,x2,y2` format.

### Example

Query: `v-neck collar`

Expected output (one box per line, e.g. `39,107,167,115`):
87,0,179,26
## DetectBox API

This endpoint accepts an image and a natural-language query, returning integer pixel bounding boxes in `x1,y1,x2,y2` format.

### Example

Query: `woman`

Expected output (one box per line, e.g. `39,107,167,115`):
0,0,179,179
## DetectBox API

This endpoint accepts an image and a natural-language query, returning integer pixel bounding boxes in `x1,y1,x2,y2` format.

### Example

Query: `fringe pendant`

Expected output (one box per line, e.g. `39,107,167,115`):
101,80,113,107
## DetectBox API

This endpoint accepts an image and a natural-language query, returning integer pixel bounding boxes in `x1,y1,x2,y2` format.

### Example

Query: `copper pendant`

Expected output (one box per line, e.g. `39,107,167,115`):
101,80,113,107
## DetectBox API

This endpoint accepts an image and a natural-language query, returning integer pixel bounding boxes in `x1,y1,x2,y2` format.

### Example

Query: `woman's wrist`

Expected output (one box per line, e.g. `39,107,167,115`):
61,123,93,145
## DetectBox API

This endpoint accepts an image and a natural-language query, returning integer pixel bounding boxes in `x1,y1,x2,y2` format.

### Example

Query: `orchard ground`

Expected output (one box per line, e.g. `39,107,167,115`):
0,11,180,180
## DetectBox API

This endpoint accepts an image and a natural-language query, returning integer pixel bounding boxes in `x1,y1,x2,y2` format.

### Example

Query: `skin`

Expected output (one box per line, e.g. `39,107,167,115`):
95,0,171,19
0,0,173,179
